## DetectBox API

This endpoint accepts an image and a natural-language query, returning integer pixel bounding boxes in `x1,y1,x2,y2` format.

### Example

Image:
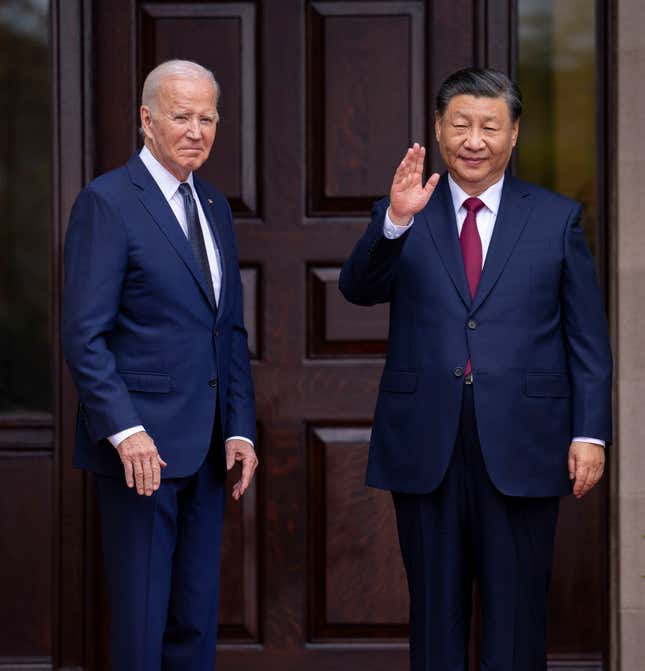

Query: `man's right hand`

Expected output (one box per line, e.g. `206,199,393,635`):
117,431,167,496
389,143,440,226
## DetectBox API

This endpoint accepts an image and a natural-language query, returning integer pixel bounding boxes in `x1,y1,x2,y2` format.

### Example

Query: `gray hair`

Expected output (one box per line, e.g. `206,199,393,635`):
436,68,522,122
141,59,220,120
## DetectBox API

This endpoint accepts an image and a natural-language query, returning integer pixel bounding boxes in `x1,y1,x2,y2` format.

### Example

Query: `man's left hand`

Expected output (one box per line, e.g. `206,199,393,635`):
225,439,259,501
568,441,605,499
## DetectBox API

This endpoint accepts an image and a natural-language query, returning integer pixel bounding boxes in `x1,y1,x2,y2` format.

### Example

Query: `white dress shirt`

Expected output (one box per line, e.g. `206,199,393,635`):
108,146,252,449
382,174,604,448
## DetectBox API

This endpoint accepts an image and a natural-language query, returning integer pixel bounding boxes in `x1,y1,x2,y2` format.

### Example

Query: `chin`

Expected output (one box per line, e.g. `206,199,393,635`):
180,158,202,171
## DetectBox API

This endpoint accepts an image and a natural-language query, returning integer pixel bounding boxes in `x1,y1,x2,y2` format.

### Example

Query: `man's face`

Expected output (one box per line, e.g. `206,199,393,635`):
140,76,218,181
434,94,519,195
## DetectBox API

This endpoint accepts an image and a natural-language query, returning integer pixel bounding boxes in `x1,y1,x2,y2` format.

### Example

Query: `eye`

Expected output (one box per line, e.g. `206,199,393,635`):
200,117,213,125
174,115,188,122
484,126,498,132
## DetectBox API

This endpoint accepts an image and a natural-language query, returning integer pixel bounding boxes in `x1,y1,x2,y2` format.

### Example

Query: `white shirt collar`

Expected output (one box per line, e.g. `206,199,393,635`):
139,145,195,202
448,173,505,216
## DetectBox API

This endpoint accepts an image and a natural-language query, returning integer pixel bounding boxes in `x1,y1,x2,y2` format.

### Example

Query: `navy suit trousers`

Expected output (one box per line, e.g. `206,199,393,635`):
393,385,560,671
95,444,226,671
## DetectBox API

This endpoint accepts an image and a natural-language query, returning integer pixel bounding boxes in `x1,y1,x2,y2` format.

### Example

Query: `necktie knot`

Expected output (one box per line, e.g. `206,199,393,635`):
463,197,484,215
178,182,192,198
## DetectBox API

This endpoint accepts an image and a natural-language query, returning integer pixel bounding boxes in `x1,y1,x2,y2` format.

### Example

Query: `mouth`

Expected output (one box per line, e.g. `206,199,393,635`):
459,156,487,167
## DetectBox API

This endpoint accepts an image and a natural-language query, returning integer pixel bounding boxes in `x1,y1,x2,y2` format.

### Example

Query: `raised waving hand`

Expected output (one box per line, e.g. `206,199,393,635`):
388,143,440,226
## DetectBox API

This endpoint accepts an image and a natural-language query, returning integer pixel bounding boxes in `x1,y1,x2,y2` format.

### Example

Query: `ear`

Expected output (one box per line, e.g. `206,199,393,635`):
140,105,153,140
434,110,442,143
511,118,520,147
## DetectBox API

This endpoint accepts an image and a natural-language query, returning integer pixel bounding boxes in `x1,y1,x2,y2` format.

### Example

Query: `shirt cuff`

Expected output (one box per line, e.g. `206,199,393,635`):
383,209,414,239
226,435,255,449
572,436,606,448
108,425,146,448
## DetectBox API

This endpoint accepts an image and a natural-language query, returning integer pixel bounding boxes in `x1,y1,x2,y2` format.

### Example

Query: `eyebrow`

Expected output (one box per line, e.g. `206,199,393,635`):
170,109,216,118
451,111,500,122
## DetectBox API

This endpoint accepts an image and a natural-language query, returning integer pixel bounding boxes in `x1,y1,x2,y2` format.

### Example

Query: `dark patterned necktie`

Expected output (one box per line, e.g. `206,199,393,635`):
460,197,484,375
178,182,216,309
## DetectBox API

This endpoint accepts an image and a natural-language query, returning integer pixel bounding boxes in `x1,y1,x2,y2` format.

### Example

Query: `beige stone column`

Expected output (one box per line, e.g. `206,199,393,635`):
616,1,645,668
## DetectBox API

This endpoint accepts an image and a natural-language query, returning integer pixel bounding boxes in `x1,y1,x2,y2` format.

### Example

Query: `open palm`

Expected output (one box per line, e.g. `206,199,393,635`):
389,143,440,225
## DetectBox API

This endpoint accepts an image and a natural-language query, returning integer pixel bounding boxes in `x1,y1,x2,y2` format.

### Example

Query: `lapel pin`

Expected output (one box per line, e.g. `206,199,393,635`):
208,198,214,204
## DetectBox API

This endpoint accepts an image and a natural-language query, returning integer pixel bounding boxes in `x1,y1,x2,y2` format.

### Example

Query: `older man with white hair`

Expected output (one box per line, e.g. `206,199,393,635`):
62,60,257,670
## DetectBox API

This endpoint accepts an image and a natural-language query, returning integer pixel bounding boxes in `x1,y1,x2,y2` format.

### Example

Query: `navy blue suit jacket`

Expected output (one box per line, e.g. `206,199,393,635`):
340,174,612,497
62,154,256,478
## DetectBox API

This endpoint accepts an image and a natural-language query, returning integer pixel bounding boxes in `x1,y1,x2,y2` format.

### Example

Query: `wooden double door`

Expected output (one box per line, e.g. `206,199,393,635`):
48,1,607,670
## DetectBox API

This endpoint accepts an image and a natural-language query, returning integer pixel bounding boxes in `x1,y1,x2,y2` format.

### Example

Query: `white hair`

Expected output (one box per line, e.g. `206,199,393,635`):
141,59,220,118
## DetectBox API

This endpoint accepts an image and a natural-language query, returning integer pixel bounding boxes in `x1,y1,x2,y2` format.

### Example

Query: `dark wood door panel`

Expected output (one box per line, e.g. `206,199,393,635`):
307,1,426,215
140,2,259,215
0,452,53,660
308,425,408,642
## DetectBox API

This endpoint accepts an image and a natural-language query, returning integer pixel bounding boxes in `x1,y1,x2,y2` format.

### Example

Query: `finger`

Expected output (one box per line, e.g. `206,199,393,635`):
589,462,605,492
582,467,599,497
232,481,242,501
226,446,236,471
396,146,412,169
392,158,407,185
238,467,251,497
584,467,601,496
158,454,168,468
568,449,576,481
142,456,154,496
397,150,412,183
574,465,590,497
596,460,606,482
123,460,135,488
152,457,161,491
413,145,426,178
239,455,258,497
133,460,144,495
423,172,441,194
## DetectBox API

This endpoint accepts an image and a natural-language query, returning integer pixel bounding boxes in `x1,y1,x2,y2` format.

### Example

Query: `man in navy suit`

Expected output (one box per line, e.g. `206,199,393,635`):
340,68,612,670
62,60,257,670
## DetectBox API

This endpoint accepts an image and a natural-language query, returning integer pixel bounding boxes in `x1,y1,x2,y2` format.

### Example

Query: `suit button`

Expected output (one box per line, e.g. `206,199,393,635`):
454,367,464,378
208,378,218,388
468,320,477,330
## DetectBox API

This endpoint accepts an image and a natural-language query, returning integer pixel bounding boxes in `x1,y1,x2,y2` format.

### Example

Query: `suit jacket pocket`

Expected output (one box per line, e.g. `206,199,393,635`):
525,372,570,398
380,370,417,393
118,370,171,393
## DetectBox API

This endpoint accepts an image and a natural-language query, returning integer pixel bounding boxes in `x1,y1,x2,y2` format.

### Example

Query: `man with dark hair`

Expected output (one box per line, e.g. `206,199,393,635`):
62,60,258,670
340,67,612,669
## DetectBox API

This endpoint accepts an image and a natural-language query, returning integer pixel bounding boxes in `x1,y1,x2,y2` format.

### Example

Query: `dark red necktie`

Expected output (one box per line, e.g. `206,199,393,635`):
460,197,484,375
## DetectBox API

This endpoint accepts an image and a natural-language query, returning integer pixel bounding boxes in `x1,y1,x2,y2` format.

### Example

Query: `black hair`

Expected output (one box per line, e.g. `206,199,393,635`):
436,68,522,121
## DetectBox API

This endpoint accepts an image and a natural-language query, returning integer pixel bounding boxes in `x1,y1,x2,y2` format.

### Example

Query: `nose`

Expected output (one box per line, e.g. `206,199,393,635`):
464,128,484,150
186,117,201,138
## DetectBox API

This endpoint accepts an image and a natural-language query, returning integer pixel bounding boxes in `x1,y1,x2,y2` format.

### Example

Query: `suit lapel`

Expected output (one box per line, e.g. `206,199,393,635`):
127,154,216,312
471,175,532,313
420,175,472,309
194,177,227,319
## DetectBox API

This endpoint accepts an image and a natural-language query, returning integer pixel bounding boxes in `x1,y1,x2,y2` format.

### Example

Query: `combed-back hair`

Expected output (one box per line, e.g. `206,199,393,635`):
141,59,220,119
435,68,522,121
